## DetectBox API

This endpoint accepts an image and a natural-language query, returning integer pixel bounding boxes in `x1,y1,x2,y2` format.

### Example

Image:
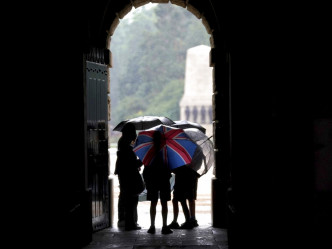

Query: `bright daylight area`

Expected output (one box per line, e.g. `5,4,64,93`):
108,3,214,229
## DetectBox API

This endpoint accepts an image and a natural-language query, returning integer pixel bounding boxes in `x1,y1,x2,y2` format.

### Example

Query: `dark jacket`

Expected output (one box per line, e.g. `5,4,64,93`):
115,137,143,195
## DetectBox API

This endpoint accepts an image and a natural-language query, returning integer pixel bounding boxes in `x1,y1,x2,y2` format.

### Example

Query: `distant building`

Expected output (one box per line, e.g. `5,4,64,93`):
179,45,213,136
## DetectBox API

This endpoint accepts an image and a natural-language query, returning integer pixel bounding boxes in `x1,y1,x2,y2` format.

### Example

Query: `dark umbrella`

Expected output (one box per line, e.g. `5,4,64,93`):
113,115,175,132
182,128,215,176
171,120,206,134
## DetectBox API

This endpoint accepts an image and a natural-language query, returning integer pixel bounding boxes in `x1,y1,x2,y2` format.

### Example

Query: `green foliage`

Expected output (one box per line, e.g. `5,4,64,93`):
145,79,184,121
110,3,209,128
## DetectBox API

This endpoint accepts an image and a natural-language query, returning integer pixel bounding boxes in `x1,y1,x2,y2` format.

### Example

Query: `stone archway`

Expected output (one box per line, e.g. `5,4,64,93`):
103,0,231,228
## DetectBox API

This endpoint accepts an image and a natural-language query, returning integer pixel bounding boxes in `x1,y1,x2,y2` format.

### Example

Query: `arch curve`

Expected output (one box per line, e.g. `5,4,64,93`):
103,0,221,51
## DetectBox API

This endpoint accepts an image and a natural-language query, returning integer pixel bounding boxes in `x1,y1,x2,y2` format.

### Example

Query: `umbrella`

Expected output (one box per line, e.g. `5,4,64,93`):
171,120,206,134
182,128,215,176
113,115,175,131
133,125,198,170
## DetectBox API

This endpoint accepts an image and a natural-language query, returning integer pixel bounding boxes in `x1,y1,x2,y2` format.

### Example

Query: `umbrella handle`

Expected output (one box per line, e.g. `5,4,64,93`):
197,136,213,146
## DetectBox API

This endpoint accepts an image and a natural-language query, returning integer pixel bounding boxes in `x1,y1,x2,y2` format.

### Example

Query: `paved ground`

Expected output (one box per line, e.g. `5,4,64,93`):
82,225,228,249
82,149,229,248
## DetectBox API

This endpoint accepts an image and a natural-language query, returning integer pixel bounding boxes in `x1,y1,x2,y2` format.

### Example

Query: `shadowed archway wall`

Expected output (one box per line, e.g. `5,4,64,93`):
19,1,331,249
78,1,324,248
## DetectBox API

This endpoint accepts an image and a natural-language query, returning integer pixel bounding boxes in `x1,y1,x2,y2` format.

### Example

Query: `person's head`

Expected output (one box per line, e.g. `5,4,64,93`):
121,122,137,143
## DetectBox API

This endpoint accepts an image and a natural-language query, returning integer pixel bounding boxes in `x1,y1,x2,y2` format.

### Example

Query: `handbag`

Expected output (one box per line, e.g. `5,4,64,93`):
133,170,146,196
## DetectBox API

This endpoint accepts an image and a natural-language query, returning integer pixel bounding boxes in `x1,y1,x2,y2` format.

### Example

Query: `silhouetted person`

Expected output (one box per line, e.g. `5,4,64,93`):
185,106,190,120
193,106,198,123
143,131,173,234
208,106,212,123
114,122,143,231
201,106,206,124
167,166,199,229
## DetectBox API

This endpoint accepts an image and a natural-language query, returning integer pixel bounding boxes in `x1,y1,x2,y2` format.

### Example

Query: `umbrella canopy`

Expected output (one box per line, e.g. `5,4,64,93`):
183,128,215,176
133,125,198,170
113,115,175,132
171,120,206,134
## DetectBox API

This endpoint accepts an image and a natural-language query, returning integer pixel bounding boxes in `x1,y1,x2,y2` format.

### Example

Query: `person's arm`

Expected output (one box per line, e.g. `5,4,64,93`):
134,155,143,169
128,148,143,169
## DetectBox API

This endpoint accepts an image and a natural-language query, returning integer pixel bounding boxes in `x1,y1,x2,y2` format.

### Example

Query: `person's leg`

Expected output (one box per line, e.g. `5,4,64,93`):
147,200,157,234
160,180,173,234
188,174,199,226
133,195,140,227
168,173,181,228
133,195,138,225
188,199,195,219
146,186,158,233
161,199,173,234
175,170,190,223
150,200,157,226
125,195,140,230
167,198,180,228
188,199,198,226
117,192,125,227
180,199,190,221
134,208,138,225
179,199,194,229
172,198,179,222
161,200,168,227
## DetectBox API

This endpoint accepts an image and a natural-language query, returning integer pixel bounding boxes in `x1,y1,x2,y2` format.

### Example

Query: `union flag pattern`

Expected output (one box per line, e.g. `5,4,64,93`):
133,125,198,170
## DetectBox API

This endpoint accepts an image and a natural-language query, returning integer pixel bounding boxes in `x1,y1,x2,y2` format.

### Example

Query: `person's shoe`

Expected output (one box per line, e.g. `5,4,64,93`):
161,226,173,234
147,225,156,234
167,221,180,229
179,220,194,229
125,225,141,231
117,220,125,227
192,219,199,227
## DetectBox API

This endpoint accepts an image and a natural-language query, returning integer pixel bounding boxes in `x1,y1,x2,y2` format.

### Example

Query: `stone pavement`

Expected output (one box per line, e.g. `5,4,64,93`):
85,150,229,248
83,171,229,248
82,225,228,249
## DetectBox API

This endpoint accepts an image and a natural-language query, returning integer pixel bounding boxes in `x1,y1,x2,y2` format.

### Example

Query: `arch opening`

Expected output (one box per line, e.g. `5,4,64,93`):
106,2,217,229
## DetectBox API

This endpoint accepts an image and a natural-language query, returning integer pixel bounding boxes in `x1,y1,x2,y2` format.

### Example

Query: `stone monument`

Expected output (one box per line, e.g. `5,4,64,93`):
179,45,213,136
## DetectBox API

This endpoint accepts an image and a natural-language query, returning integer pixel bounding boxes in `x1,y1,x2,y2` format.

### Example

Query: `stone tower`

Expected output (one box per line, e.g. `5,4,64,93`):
179,45,213,136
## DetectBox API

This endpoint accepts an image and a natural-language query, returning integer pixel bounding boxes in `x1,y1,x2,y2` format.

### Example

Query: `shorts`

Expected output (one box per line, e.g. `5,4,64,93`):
173,169,198,201
146,178,171,202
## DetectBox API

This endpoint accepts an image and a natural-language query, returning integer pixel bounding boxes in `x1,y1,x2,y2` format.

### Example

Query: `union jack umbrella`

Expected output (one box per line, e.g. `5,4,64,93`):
133,125,198,170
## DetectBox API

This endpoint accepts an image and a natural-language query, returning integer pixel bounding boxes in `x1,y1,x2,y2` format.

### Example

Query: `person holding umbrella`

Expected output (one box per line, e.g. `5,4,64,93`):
133,124,198,234
142,131,173,235
168,131,212,229
168,164,200,229
114,122,143,231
